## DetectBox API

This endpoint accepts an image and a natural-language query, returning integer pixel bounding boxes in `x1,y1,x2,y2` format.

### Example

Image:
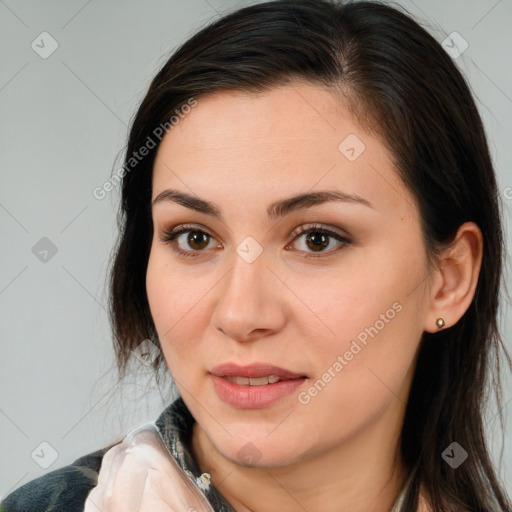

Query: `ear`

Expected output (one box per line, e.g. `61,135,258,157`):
423,222,483,334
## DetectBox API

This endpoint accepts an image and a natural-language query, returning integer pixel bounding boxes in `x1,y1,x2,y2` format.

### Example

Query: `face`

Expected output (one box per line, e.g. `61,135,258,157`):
146,81,430,468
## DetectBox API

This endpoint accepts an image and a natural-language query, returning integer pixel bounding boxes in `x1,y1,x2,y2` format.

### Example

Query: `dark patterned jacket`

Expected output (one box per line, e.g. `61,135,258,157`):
1,395,417,511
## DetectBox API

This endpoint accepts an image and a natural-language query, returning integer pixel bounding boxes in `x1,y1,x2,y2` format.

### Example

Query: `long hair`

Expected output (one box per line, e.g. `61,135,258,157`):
107,1,511,509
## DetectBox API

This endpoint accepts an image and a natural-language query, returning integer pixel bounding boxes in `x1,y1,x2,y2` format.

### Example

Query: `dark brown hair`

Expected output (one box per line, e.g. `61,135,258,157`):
107,0,512,509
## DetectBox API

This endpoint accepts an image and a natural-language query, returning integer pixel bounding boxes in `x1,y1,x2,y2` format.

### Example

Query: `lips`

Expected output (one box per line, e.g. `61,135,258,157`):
210,363,308,409
210,363,307,382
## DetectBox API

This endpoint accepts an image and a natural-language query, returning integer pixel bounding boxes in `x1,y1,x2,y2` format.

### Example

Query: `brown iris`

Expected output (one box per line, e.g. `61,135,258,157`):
186,231,210,251
305,232,329,252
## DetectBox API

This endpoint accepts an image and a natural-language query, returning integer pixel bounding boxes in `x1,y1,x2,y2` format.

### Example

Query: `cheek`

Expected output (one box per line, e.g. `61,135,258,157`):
293,246,425,401
146,251,173,331
288,252,403,348
145,247,212,372
146,247,196,329
293,301,421,446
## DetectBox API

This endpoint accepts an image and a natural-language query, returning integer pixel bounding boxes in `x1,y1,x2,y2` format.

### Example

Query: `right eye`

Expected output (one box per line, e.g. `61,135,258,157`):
159,224,221,258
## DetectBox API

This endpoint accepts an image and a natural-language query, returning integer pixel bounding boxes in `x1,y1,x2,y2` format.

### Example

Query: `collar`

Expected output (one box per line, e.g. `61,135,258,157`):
155,395,236,511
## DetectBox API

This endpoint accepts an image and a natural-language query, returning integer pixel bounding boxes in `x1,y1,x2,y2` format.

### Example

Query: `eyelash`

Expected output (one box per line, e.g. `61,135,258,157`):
158,223,351,259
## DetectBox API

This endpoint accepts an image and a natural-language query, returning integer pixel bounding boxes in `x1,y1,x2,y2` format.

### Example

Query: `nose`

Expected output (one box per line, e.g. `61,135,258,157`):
210,249,287,343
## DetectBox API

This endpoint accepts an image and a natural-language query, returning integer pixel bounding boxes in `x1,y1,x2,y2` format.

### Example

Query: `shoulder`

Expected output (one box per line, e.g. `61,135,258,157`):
0,440,122,512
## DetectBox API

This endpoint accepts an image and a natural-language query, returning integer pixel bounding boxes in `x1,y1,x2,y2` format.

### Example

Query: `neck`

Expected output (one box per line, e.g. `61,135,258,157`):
190,406,408,512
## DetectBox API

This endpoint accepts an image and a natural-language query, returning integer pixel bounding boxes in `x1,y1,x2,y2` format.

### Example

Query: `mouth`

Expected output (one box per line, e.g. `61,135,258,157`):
209,362,308,409
210,362,308,380
224,375,289,386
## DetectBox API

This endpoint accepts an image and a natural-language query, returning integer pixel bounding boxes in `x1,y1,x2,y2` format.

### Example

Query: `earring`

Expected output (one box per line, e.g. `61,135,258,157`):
436,318,445,329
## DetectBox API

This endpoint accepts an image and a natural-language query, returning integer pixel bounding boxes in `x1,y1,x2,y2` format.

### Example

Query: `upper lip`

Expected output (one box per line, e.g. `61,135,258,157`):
210,363,307,380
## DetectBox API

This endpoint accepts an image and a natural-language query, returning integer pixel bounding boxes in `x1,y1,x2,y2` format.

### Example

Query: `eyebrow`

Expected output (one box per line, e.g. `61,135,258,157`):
151,188,373,221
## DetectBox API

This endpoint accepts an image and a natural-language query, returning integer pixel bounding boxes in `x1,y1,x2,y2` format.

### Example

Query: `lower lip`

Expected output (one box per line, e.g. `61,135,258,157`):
210,375,306,409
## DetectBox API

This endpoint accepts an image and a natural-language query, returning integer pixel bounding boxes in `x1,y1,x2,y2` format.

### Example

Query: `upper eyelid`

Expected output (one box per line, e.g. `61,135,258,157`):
180,224,330,236
162,222,349,239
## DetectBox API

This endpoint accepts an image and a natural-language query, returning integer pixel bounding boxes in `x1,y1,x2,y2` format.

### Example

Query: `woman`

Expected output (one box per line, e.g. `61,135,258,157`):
2,0,510,510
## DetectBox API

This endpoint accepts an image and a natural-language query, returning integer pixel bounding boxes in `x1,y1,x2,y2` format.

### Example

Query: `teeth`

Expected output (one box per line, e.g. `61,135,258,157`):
230,376,250,385
225,375,282,386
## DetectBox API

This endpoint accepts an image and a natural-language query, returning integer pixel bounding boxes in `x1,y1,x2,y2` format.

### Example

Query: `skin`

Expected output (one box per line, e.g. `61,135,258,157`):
146,81,483,512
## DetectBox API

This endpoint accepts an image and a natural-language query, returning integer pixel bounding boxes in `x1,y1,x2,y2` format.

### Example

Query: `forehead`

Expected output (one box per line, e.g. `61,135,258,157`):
152,82,415,217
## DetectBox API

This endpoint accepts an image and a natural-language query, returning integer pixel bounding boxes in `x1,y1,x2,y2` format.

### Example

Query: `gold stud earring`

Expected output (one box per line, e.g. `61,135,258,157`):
436,318,445,329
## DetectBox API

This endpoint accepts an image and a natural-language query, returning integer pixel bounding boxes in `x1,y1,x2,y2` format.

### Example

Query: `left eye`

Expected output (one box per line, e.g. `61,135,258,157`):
158,223,351,259
288,224,351,258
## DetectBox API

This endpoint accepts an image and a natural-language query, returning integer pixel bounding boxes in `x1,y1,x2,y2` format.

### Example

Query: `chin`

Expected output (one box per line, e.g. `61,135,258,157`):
218,437,305,469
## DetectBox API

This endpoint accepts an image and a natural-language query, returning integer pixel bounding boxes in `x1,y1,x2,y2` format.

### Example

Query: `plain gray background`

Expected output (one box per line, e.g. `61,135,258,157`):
1,0,511,500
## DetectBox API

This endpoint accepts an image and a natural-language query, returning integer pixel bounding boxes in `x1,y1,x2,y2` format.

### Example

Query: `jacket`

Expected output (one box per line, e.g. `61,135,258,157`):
0,395,410,511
